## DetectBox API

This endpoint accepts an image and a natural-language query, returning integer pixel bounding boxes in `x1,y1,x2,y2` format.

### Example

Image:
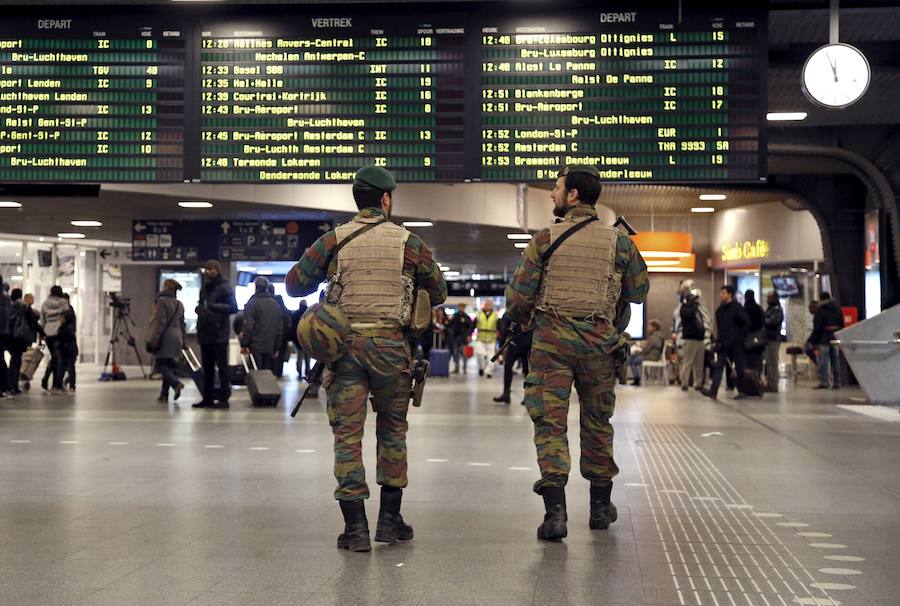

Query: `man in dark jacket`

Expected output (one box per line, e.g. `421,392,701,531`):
0,279,10,397
809,292,845,389
290,300,310,378
702,285,751,400
194,259,238,408
763,292,784,393
273,293,292,378
447,303,474,374
57,294,78,392
240,277,283,374
7,289,41,395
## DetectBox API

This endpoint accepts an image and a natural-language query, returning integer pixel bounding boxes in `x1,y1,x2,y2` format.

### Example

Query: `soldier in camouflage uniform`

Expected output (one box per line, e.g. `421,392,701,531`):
506,164,649,541
286,166,447,552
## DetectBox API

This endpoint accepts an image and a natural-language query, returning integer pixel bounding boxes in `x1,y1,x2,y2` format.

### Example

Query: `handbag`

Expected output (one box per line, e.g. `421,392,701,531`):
464,345,474,359
146,301,181,354
744,329,766,353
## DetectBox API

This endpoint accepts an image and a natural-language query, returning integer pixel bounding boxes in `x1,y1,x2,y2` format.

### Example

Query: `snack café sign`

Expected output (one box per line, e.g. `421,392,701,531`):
721,239,770,263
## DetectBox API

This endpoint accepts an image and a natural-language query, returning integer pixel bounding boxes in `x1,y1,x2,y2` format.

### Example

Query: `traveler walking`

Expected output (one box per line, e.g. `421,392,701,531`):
447,303,473,374
763,292,784,392
474,299,499,378
240,277,284,374
701,285,751,400
148,279,186,402
677,282,710,391
40,285,69,395
809,292,845,389
0,280,10,398
7,290,41,395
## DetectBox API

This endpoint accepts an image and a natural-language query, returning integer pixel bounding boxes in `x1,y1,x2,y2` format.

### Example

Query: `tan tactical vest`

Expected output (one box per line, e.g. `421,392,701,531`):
536,217,622,322
332,218,412,327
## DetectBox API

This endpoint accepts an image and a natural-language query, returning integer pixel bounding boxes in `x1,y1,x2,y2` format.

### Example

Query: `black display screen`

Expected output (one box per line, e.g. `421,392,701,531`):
0,3,766,184
0,14,185,182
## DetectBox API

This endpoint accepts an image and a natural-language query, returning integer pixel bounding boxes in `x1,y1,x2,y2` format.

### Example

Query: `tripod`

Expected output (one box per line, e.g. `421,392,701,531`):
101,304,148,379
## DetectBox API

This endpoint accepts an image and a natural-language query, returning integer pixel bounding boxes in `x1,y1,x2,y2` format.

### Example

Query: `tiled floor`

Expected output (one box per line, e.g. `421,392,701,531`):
1,365,898,605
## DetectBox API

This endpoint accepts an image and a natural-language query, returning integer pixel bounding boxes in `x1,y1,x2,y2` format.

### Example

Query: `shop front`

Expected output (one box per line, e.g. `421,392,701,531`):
710,202,825,346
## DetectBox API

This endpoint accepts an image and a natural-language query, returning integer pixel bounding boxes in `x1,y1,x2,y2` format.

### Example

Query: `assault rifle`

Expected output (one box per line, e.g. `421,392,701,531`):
291,360,325,417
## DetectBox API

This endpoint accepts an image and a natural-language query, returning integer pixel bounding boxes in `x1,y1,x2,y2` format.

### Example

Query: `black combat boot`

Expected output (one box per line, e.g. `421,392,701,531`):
374,486,414,544
537,486,567,541
337,500,371,552
589,483,618,530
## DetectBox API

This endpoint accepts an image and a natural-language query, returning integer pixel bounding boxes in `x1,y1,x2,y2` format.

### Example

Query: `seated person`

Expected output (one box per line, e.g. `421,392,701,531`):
628,319,664,385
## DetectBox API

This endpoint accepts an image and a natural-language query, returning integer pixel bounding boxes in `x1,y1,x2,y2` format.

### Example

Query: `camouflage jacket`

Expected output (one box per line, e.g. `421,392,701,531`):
285,207,448,336
506,204,649,356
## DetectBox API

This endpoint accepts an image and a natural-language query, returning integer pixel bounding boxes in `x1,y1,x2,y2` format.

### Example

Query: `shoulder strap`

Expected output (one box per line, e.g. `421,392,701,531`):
333,217,389,257
540,217,599,265
159,298,180,335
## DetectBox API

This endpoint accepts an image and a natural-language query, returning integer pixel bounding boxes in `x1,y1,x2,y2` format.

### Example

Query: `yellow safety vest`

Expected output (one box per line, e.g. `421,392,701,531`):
475,310,499,343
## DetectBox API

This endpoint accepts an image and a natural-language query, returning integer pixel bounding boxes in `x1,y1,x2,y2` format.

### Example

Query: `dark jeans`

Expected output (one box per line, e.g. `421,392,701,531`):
294,343,311,377
501,342,530,396
449,337,468,371
200,342,230,404
8,338,27,393
43,336,65,389
709,342,747,396
0,335,8,393
155,358,181,396
252,351,275,374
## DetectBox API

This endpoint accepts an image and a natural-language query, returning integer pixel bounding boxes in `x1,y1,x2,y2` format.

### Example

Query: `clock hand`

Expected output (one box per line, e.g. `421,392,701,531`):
827,52,838,82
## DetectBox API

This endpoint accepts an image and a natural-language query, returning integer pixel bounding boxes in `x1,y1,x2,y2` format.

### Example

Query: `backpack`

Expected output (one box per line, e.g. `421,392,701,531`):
680,297,704,339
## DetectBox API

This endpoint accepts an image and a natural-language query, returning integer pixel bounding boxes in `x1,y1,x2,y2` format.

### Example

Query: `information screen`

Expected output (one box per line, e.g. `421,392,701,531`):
198,13,466,183
0,3,766,184
477,7,765,182
0,15,185,182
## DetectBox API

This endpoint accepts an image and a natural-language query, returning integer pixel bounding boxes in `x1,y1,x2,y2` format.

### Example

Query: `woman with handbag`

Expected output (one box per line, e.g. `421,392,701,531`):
148,279,186,403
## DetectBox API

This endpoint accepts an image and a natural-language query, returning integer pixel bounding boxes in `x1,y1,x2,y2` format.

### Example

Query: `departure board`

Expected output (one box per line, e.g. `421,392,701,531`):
0,16,185,182
197,14,466,183
477,7,766,182
0,4,766,185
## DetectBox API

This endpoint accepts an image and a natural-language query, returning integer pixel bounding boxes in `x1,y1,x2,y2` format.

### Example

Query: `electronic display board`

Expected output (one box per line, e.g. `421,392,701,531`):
0,3,766,185
197,13,466,183
477,6,766,182
0,15,185,182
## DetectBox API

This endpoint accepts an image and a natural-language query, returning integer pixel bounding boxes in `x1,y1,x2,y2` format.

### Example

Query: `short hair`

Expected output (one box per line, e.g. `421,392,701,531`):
254,276,270,293
50,285,64,297
11,288,22,301
821,291,832,300
352,183,387,210
721,284,736,296
564,173,601,205
649,319,662,331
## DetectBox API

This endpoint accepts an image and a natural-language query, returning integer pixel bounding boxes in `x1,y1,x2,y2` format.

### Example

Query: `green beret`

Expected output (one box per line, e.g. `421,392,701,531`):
557,164,600,179
354,165,397,192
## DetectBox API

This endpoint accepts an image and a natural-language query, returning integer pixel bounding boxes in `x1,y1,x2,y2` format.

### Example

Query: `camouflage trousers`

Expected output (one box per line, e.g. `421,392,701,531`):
524,347,619,494
325,334,413,501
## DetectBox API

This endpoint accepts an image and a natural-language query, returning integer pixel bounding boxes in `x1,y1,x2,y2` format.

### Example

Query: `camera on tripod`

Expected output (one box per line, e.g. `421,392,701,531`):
109,293,130,311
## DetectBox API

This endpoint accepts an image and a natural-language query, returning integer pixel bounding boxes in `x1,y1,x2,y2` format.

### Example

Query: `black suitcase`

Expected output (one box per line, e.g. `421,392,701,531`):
229,364,246,386
740,369,764,397
182,348,220,399
243,355,281,407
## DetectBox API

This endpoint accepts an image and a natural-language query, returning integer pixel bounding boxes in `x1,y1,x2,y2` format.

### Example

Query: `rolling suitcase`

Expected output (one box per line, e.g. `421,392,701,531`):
243,355,281,407
428,348,450,377
19,346,45,391
182,348,219,399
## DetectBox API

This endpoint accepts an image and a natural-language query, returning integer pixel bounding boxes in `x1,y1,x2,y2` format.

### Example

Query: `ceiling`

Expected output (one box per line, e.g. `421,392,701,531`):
0,183,796,275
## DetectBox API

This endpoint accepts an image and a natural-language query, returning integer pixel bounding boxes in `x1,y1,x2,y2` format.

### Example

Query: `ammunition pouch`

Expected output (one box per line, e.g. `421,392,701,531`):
408,288,431,337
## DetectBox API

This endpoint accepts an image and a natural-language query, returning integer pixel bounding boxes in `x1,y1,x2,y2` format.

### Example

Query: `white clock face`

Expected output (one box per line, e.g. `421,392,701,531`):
802,43,871,108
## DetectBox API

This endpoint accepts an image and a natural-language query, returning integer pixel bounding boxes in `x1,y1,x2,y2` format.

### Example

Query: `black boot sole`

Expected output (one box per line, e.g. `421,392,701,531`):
337,534,371,552
589,505,619,530
374,519,414,544
537,525,567,541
